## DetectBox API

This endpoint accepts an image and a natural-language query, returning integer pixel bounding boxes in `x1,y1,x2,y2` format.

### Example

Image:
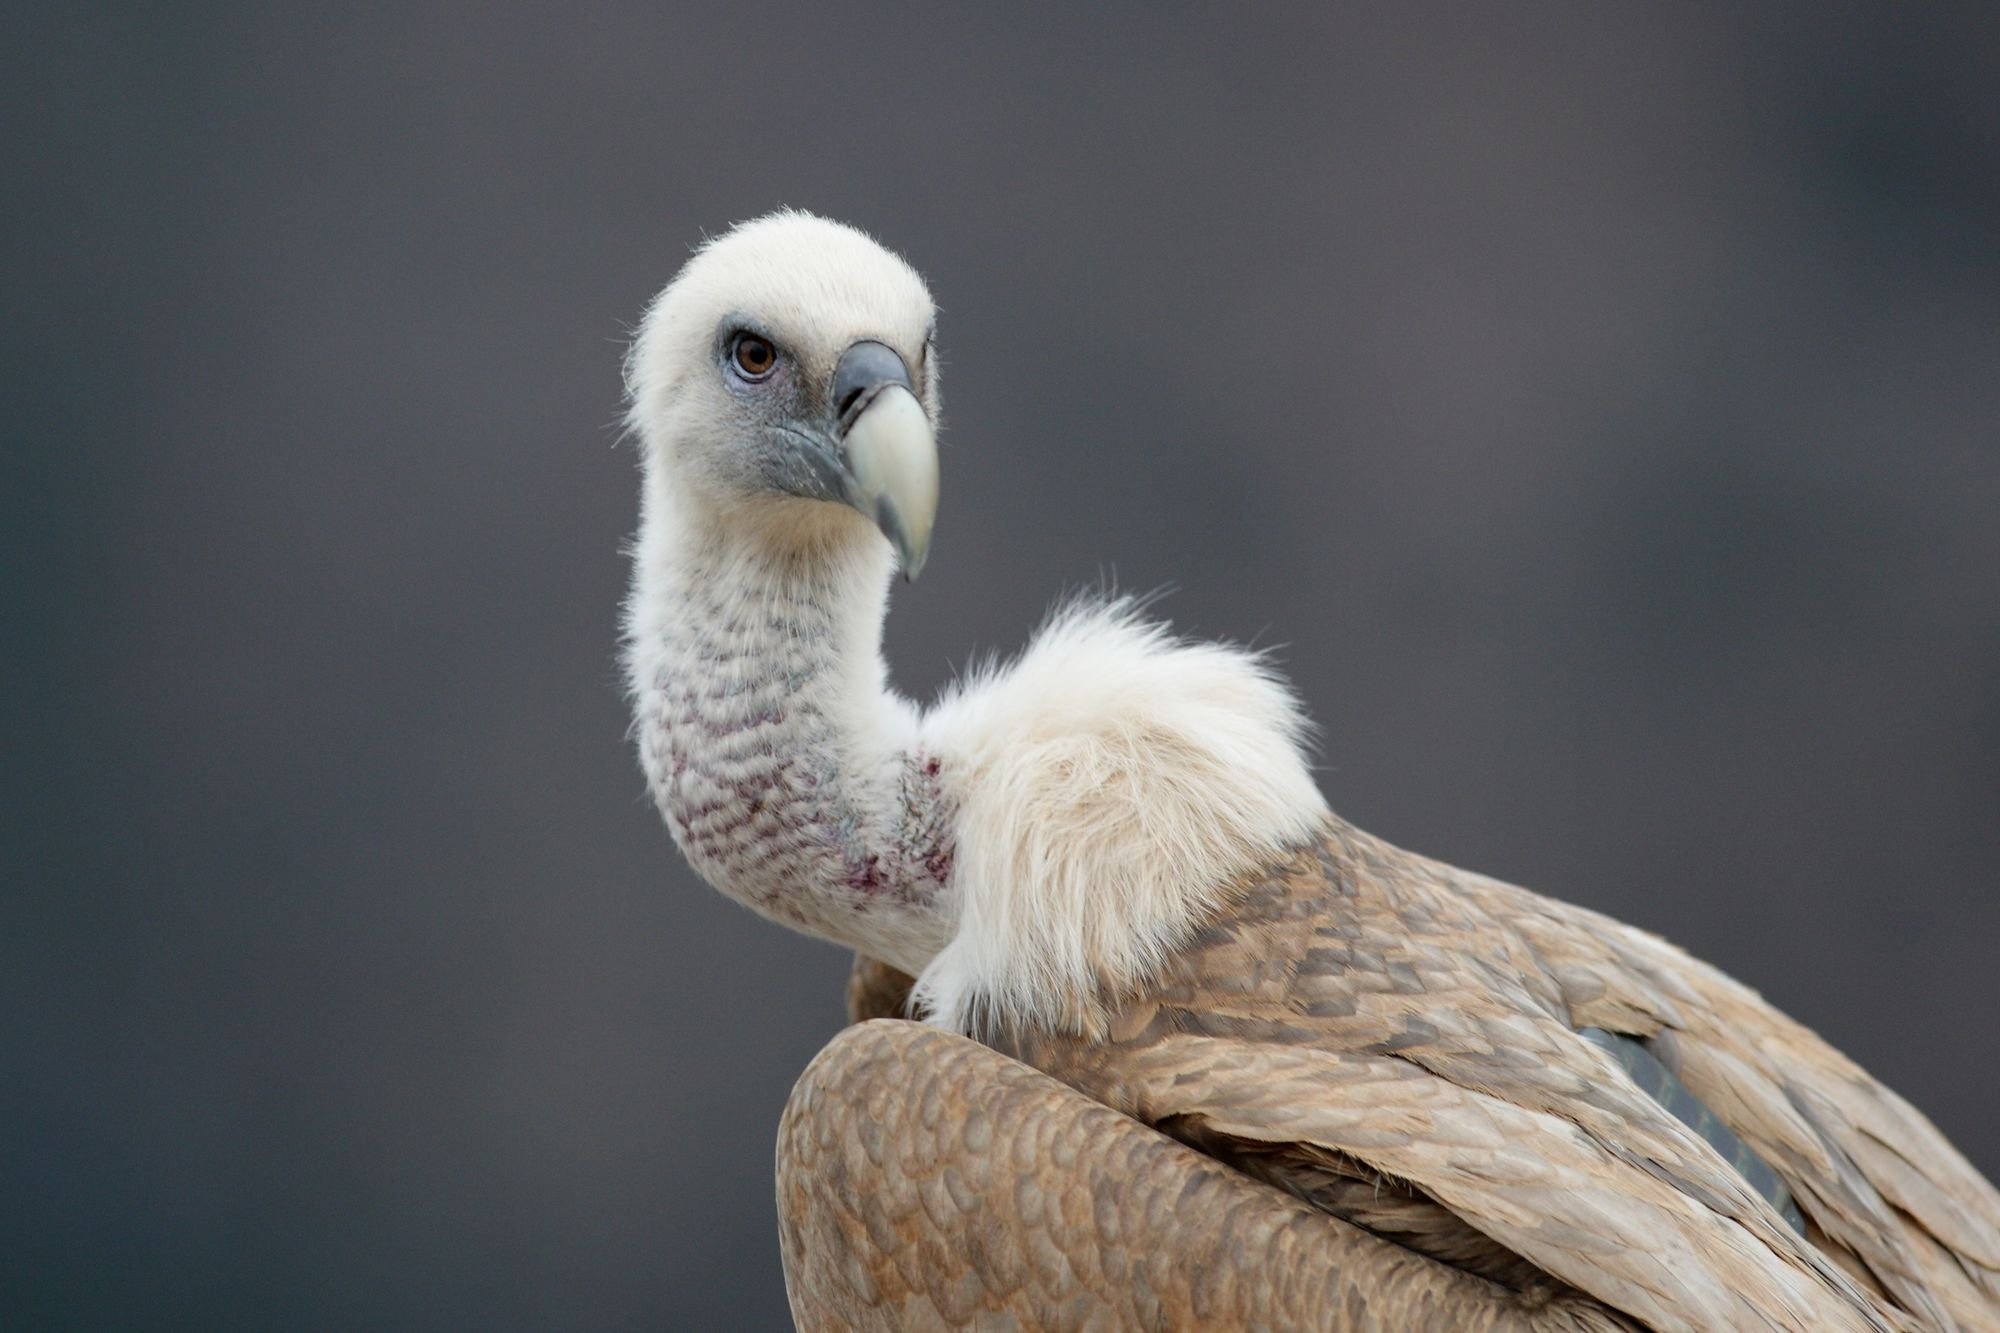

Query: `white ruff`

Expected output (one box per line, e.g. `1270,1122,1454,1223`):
911,600,1328,1034
625,211,1328,1033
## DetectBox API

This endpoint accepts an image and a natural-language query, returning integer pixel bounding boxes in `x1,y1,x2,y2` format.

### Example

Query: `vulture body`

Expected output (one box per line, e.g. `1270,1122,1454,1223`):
623,213,2000,1330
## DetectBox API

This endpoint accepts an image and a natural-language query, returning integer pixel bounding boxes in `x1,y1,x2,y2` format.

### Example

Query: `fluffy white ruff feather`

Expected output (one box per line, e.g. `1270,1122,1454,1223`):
914,599,1328,1035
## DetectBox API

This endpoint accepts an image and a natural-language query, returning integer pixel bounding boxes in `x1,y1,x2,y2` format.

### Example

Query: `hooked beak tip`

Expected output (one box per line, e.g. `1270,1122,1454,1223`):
840,382,937,579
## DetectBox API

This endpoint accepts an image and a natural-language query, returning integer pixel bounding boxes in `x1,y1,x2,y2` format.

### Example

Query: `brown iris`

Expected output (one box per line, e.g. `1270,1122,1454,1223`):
733,334,777,379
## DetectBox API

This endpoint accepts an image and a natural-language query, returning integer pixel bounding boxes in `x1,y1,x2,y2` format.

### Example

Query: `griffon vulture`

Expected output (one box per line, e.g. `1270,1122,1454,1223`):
623,212,2000,1330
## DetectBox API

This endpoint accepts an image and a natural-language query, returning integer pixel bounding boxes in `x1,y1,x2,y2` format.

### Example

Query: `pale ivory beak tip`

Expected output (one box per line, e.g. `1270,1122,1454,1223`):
842,384,938,578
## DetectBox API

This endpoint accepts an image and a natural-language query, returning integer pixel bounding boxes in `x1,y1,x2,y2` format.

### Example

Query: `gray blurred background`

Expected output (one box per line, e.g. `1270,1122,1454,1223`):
8,4,1998,1328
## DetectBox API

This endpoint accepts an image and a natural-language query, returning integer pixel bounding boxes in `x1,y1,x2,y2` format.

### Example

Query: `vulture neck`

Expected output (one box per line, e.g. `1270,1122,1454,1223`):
630,491,954,976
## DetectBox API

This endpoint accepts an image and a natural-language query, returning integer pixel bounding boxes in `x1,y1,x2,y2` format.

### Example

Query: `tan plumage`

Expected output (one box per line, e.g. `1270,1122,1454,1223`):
786,819,2000,1331
617,213,1999,1330
780,1021,1647,1332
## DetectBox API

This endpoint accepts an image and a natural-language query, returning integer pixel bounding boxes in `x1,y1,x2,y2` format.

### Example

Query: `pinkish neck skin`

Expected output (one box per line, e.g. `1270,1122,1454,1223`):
628,503,955,975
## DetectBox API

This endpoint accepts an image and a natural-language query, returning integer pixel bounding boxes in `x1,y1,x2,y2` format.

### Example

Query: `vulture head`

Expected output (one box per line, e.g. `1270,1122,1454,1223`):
625,211,941,578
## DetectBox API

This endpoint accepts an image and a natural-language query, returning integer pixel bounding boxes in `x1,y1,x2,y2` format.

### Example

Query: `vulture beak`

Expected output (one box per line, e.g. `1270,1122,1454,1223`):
832,340,937,580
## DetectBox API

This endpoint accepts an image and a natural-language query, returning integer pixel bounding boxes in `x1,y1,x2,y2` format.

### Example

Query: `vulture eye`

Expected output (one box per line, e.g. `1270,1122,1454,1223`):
731,333,779,381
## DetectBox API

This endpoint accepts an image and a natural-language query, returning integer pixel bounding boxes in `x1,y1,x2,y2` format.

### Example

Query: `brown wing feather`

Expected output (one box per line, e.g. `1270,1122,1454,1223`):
831,820,1997,1329
1482,870,2000,1327
779,1019,1644,1331
1015,1028,1893,1330
993,824,1987,1330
